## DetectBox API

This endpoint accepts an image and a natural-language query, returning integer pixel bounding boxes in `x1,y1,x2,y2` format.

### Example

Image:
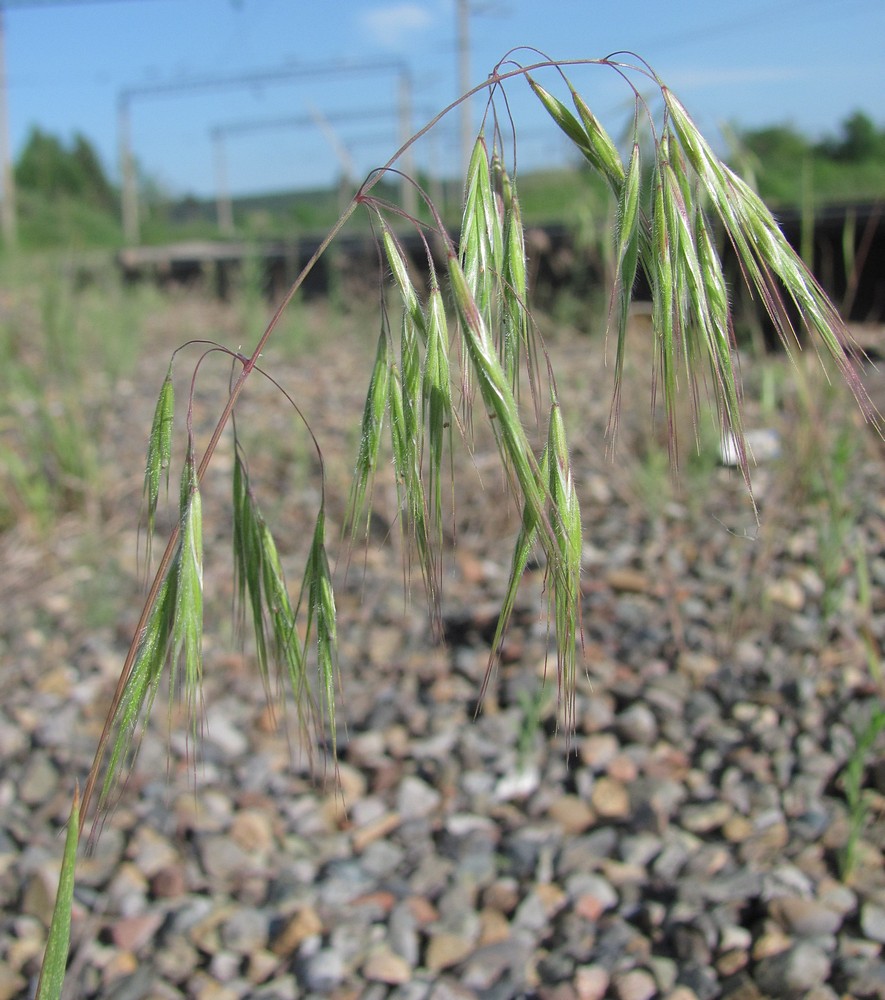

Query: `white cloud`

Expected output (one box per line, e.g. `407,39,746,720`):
360,3,436,50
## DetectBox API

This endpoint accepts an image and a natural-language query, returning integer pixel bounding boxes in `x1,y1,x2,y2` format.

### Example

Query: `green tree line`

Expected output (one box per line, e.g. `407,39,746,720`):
5,111,884,251
732,110,885,206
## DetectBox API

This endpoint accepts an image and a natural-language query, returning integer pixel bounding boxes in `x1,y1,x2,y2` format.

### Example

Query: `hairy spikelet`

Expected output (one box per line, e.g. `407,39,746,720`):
143,364,174,556
346,327,391,544
461,136,503,323
300,509,338,754
423,279,454,541
172,451,204,743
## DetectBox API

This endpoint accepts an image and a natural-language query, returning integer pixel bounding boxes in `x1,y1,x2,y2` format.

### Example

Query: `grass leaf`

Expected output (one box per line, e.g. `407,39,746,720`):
302,508,338,754
388,349,439,618
482,445,549,705
143,363,174,554
381,224,426,339
527,75,594,161
233,449,270,685
423,280,454,541
172,452,204,742
461,136,503,321
571,86,626,189
610,140,642,426
664,87,876,421
545,402,582,732
35,786,80,1000
346,327,391,545
99,569,176,811
447,253,544,521
499,159,532,394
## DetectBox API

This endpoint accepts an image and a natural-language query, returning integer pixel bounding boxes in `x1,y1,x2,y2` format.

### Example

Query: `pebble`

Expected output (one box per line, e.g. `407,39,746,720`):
0,963,25,1000
298,948,345,992
111,912,164,952
221,907,270,954
547,794,595,834
768,896,843,937
397,776,442,820
5,325,885,1000
574,965,609,1000
363,946,413,984
18,752,59,805
425,932,476,971
754,941,832,994
860,901,885,943
590,777,631,819
616,704,658,745
611,968,657,1000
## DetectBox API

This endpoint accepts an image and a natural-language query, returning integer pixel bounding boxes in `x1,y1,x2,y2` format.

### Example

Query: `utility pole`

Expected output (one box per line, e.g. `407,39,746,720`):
119,60,412,245
0,6,17,246
0,0,172,249
398,68,417,219
457,0,472,175
118,94,140,245
211,105,426,235
211,128,233,236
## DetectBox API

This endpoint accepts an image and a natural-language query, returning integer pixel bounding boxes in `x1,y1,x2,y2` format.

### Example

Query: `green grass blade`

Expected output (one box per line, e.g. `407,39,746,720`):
400,312,423,458
482,446,550,705
527,75,593,160
35,786,80,1000
500,163,532,394
664,87,875,421
381,223,426,339
460,136,502,320
173,454,204,740
388,348,439,616
649,155,678,450
99,569,175,811
545,402,583,732
260,520,310,709
447,253,544,521
346,327,391,544
143,363,175,552
233,450,273,685
449,250,584,712
610,140,642,422
570,86,626,189
303,508,338,753
423,281,454,540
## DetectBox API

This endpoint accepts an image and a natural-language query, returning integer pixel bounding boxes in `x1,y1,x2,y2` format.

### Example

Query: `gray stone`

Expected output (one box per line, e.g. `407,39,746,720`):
221,907,270,954
298,948,345,992
611,968,657,1000
616,704,658,745
860,901,885,943
754,942,832,995
768,896,843,937
397,776,442,820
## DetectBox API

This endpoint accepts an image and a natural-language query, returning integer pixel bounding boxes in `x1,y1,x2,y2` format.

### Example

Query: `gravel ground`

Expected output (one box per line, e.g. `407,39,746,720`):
1,294,884,1000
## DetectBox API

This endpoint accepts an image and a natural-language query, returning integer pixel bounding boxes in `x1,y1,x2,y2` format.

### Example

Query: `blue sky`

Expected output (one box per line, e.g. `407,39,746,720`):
5,0,883,197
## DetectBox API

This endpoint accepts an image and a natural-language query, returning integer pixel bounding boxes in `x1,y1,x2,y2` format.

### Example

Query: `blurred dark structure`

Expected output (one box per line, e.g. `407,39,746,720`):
117,200,885,349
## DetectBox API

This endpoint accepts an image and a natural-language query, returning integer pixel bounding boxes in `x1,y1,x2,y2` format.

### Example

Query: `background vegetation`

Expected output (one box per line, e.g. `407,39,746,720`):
5,110,884,251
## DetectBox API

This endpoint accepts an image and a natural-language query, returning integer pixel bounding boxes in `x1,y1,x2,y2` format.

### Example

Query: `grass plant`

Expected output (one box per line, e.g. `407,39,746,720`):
839,706,885,882
0,258,159,531
32,49,882,996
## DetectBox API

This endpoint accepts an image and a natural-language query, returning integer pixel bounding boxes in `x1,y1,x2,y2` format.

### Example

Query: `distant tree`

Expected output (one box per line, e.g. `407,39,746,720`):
731,112,885,206
816,111,885,163
70,133,116,210
735,122,811,164
15,128,115,208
